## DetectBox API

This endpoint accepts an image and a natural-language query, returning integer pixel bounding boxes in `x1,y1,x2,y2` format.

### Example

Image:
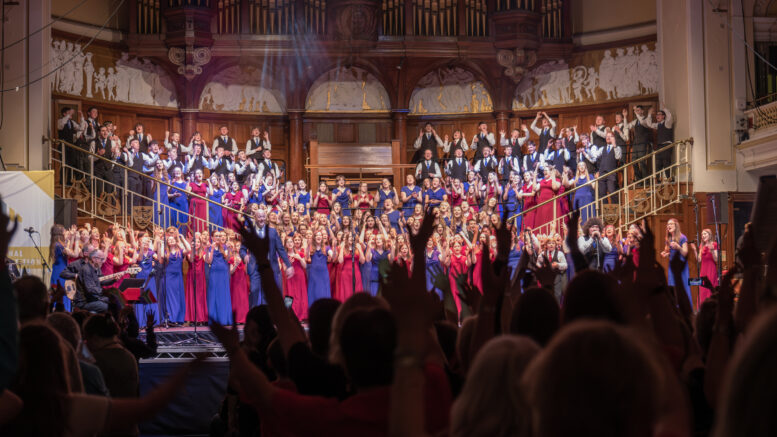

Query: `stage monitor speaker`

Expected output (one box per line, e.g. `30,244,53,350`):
706,193,729,224
55,198,78,228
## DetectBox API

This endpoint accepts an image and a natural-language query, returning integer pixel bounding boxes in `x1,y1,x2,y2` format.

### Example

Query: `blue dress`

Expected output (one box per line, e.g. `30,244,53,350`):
164,250,186,323
573,175,595,224
153,179,170,228
208,189,224,231
134,251,161,325
51,243,72,311
426,188,446,208
603,243,619,273
425,249,443,299
208,249,233,325
369,249,389,296
296,191,311,215
169,180,189,232
505,187,521,229
307,248,331,305
360,256,372,292
387,210,402,232
375,189,396,217
667,235,691,304
334,187,352,216
401,186,422,217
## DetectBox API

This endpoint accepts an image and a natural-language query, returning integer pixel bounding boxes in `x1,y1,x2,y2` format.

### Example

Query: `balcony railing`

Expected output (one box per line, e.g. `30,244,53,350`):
746,93,777,132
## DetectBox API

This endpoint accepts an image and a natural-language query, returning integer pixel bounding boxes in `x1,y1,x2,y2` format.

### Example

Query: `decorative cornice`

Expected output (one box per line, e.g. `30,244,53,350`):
52,18,125,43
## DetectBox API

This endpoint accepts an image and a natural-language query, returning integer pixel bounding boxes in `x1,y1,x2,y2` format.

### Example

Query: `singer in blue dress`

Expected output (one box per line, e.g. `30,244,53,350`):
152,164,170,228
375,181,396,218
307,242,332,306
664,219,691,304
503,174,522,230
164,240,187,324
207,175,224,232
168,169,189,233
333,176,352,217
368,246,389,296
207,234,233,325
570,162,595,224
135,245,161,325
425,246,444,299
50,232,72,311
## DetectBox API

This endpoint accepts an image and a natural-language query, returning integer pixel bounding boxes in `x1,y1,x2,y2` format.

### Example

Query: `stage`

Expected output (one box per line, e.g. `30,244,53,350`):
138,327,232,436
140,326,230,361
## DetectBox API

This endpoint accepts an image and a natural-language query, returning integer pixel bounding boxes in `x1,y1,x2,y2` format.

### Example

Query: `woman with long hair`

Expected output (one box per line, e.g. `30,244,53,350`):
533,166,561,235
306,229,333,306
400,174,423,218
163,232,189,325
50,224,78,311
375,177,398,217
331,175,353,217
696,228,719,306
661,218,691,304
134,236,162,326
312,181,331,216
282,234,309,320
602,224,620,273
228,238,250,324
185,232,208,324
334,232,363,301
152,160,171,228
222,181,245,232
187,168,208,233
566,161,596,225
206,174,225,232
519,171,538,231
355,182,374,212
205,230,232,325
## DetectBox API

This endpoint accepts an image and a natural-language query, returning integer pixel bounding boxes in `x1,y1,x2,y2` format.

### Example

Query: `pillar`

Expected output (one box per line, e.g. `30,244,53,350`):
495,110,510,155
289,110,304,182
181,109,198,148
392,109,408,161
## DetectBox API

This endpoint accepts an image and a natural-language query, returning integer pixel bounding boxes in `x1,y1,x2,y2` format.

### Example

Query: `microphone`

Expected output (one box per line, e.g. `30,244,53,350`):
24,227,37,234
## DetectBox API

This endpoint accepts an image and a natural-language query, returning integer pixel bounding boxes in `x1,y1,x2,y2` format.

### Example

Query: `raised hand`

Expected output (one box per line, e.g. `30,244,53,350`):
210,314,240,354
0,195,19,265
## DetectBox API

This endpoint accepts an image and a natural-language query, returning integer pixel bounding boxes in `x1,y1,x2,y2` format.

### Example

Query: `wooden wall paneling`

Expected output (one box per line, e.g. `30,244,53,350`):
335,124,356,142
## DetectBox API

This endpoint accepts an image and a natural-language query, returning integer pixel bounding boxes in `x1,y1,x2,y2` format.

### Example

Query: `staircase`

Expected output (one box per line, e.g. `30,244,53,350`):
510,138,694,233
50,139,241,231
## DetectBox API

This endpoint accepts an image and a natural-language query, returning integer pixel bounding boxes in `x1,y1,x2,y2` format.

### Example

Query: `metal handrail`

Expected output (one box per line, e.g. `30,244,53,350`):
508,137,694,227
49,138,250,216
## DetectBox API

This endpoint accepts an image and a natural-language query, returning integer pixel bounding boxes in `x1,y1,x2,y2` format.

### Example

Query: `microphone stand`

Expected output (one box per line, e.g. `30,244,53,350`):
27,230,51,283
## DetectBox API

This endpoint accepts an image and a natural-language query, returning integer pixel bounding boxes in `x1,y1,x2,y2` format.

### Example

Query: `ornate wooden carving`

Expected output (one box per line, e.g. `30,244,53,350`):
330,0,380,40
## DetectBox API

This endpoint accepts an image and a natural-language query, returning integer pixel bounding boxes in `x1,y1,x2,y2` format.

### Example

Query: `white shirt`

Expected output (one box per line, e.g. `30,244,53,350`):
530,117,557,137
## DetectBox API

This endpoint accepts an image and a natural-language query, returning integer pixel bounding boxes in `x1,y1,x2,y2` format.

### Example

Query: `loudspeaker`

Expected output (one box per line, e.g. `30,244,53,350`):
706,193,729,224
55,198,78,228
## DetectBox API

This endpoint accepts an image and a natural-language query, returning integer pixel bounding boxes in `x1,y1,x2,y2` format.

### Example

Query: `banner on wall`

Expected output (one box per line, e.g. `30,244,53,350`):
0,171,55,281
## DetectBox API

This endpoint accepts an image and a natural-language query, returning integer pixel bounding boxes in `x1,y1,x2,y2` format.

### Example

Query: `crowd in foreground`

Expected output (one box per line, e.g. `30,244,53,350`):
0,188,773,436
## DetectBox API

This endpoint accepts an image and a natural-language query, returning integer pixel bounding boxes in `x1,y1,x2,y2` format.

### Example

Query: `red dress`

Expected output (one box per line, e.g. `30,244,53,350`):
189,182,209,233
101,252,114,276
448,252,468,316
699,243,719,306
334,252,362,302
316,195,331,216
282,250,309,320
534,178,558,234
449,189,463,207
557,184,569,228
357,194,373,211
222,190,244,232
521,183,536,231
185,252,208,322
230,255,250,324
